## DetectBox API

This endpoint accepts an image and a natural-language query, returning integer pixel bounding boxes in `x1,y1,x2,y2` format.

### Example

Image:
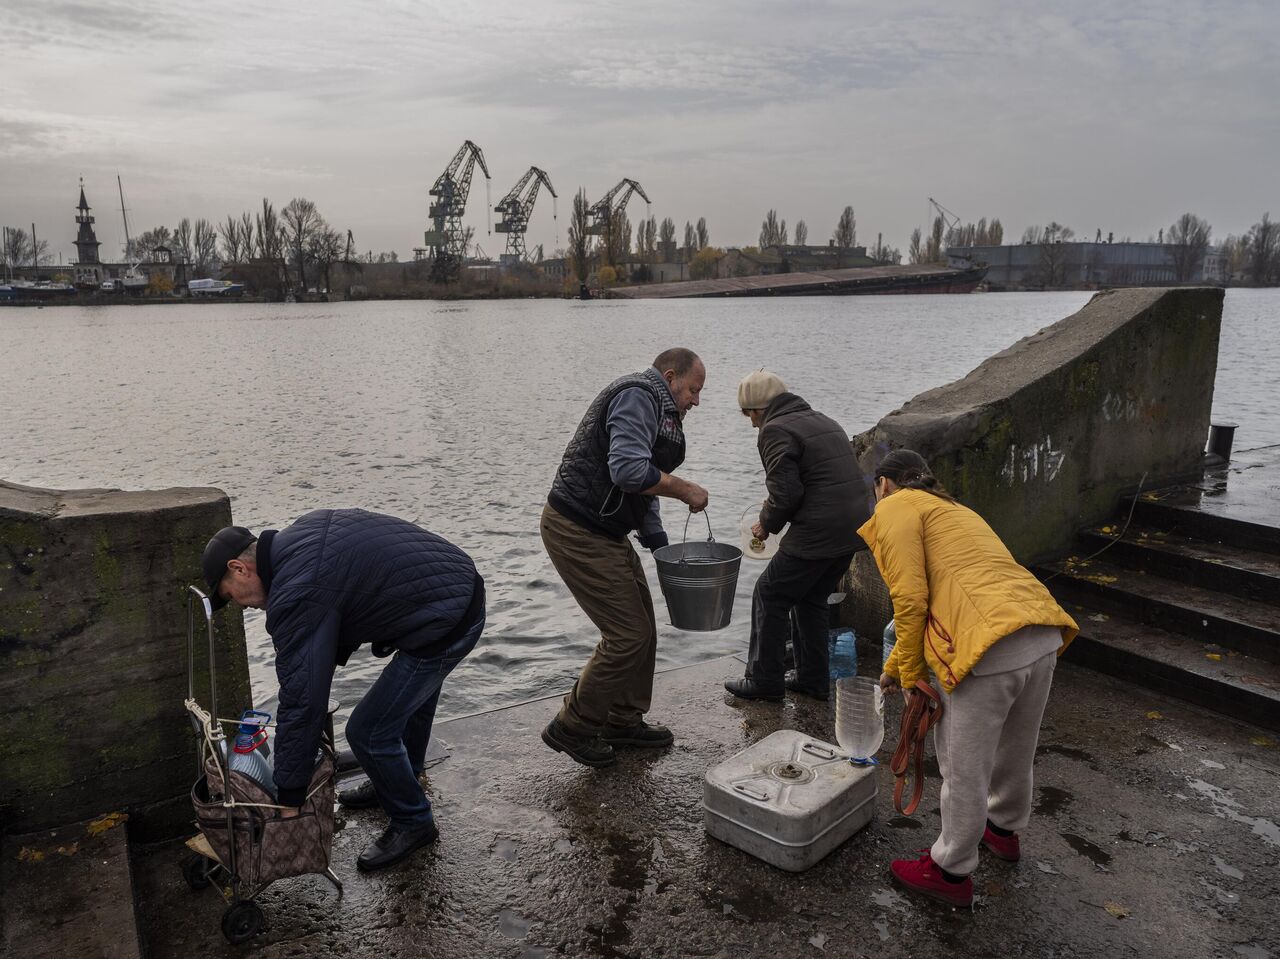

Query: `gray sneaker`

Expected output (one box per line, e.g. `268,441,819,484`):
541,718,616,767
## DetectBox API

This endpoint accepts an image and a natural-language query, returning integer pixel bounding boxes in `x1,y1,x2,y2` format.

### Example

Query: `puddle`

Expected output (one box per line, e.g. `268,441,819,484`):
1037,744,1094,763
871,889,907,910
873,916,890,941
553,838,573,854
493,838,519,862
1199,877,1241,905
498,909,532,939
1234,945,1271,959
1034,861,1059,874
519,949,548,959
1034,786,1073,817
603,833,647,892
1186,778,1280,847
1213,856,1245,880
584,902,631,957
1061,833,1112,869
1201,759,1226,770
886,816,923,829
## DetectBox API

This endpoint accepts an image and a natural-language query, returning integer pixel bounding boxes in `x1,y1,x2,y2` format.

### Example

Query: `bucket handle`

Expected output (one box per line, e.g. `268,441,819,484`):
679,511,714,562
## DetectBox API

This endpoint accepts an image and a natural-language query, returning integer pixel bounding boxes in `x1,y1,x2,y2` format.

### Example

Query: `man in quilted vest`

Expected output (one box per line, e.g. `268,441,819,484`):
541,347,710,767
202,509,485,872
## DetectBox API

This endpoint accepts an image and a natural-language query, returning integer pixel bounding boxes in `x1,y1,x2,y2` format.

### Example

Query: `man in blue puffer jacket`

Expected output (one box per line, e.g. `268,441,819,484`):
202,509,484,872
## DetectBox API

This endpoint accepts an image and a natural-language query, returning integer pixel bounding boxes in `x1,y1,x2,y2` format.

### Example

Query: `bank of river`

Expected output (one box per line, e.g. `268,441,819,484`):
2,290,1275,731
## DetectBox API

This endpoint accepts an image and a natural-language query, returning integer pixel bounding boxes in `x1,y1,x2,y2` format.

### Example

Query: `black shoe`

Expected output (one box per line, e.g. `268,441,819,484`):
602,720,674,748
724,678,785,702
541,718,616,767
356,821,439,872
785,675,829,701
337,779,381,810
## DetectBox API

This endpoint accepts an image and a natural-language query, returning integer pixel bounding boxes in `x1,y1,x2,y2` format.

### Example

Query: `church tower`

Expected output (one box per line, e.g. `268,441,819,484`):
74,179,101,265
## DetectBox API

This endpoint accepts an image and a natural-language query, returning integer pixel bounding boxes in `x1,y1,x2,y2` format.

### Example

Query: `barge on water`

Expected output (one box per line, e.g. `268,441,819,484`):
605,262,988,299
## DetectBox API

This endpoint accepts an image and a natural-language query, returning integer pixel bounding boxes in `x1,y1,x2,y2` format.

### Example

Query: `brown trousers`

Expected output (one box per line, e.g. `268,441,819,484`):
540,503,658,735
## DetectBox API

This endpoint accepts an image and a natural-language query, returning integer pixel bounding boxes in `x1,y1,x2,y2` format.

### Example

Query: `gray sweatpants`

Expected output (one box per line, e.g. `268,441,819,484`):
930,648,1057,876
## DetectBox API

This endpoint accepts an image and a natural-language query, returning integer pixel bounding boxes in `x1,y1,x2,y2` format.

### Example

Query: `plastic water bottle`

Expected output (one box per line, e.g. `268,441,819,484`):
828,628,858,682
225,709,276,797
882,620,897,668
835,676,885,761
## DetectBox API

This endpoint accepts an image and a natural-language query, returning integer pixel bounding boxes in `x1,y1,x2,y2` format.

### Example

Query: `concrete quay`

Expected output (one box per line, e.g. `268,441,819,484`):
130,654,1280,959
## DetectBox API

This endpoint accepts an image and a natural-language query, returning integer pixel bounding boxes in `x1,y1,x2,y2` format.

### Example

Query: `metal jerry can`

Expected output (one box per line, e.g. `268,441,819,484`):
703,730,877,872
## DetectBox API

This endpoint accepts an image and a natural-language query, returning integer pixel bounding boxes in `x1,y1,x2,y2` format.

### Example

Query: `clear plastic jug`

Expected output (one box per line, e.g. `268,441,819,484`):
834,677,884,761
225,709,276,797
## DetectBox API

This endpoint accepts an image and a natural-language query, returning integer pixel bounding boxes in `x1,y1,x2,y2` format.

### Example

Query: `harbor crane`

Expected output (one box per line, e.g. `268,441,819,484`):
422,140,491,282
927,197,961,235
494,166,557,263
586,178,650,238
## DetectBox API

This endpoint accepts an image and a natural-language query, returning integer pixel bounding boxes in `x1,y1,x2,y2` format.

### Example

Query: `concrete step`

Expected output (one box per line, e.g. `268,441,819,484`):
1,813,143,959
1130,492,1280,556
1075,522,1280,605
1059,607,1280,732
1038,557,1280,664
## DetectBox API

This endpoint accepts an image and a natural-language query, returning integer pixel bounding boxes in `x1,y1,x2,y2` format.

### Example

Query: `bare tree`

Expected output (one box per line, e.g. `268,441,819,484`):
695,217,709,250
683,221,696,261
658,217,677,262
759,209,785,249
1244,213,1279,285
924,215,945,263
604,210,630,268
908,227,925,264
131,226,173,261
193,218,219,276
307,226,345,292
1023,222,1077,287
219,215,245,265
793,219,808,246
281,198,322,289
171,218,194,264
1167,213,1212,283
832,206,856,265
567,188,591,283
1,227,32,268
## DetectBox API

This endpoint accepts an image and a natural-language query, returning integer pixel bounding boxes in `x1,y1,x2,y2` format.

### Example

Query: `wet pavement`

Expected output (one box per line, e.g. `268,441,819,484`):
1143,444,1280,529
133,655,1280,959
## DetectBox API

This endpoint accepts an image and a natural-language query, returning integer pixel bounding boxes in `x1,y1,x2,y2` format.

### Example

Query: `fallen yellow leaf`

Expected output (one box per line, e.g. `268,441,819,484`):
86,812,128,837
1146,711,1163,720
55,844,79,857
1104,901,1129,919
1206,653,1223,661
17,847,44,863
1251,736,1275,748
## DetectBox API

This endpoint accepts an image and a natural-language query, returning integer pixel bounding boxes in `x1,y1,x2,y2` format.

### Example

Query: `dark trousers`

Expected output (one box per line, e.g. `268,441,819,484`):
540,503,658,734
346,613,484,829
746,551,854,689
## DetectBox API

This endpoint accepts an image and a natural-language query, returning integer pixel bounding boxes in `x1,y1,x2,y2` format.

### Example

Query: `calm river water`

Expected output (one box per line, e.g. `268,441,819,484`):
3,289,1277,731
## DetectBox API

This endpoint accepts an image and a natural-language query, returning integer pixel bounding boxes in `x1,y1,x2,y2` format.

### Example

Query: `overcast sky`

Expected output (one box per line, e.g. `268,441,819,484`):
4,0,1276,264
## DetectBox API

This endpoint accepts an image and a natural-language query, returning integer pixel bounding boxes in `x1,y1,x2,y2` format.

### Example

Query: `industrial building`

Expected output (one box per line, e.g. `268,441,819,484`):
946,241,1227,289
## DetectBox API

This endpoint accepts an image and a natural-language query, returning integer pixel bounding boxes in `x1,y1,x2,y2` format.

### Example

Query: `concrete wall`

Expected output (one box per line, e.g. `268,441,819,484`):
843,287,1224,643
0,482,252,835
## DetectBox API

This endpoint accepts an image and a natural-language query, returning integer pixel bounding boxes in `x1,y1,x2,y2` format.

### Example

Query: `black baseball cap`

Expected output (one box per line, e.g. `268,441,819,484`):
201,526,257,610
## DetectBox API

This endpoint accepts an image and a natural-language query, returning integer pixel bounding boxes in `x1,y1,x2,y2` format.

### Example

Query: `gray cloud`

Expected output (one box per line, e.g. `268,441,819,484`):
2,0,1277,262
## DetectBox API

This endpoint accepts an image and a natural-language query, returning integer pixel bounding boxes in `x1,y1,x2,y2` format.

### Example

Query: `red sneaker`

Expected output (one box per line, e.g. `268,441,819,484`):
981,825,1021,862
890,851,973,907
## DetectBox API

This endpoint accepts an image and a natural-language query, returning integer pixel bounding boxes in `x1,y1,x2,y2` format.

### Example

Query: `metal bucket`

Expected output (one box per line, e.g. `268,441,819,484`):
653,513,742,631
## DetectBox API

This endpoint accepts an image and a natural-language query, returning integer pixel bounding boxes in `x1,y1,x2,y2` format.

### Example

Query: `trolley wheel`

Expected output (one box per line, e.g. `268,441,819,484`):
181,854,213,891
221,900,265,945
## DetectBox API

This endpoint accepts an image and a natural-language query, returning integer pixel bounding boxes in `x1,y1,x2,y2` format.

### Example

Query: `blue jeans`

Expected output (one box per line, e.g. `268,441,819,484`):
345,613,483,829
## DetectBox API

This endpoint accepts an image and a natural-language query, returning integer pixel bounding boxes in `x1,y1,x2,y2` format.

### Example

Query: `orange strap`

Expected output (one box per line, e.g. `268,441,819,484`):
890,681,943,816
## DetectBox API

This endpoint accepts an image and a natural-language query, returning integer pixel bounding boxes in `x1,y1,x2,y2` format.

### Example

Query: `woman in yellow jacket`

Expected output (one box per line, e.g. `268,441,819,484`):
859,449,1078,907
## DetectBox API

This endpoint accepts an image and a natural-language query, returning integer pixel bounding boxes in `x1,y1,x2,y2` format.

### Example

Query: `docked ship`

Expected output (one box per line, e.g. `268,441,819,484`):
188,278,245,297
